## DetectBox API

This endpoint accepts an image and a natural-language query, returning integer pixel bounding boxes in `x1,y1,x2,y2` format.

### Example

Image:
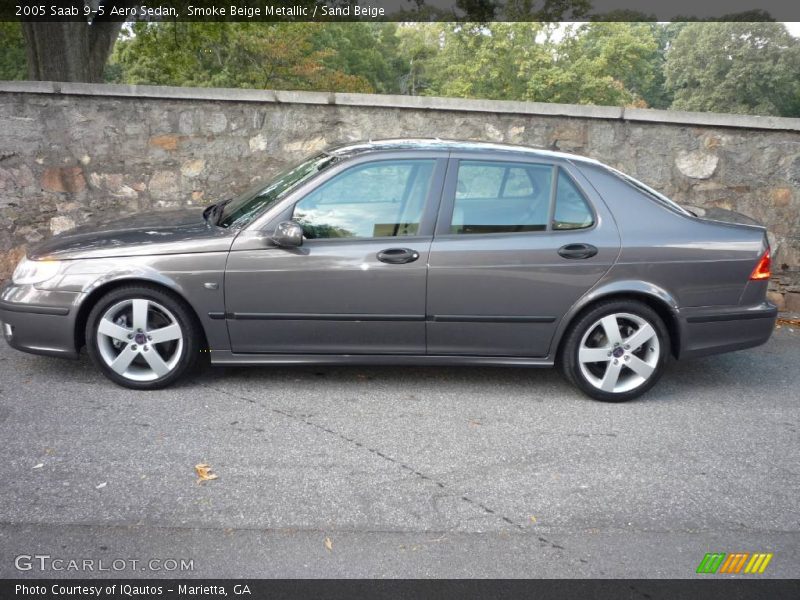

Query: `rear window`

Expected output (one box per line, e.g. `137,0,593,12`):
450,161,553,234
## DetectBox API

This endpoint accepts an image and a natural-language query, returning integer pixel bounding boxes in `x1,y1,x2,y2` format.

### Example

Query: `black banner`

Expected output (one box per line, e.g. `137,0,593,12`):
3,0,800,22
3,579,800,600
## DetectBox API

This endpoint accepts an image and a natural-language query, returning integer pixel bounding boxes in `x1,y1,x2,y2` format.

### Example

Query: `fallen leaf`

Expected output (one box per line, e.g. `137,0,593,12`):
96,482,107,489
468,419,481,427
529,515,537,524
324,536,333,552
32,463,44,470
195,463,218,481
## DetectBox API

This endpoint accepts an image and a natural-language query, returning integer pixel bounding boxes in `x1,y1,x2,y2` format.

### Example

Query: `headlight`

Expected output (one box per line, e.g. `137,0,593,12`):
11,257,63,285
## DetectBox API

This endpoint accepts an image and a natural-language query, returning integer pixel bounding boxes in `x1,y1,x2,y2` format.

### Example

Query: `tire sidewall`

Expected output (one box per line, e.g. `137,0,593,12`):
563,300,670,402
85,285,200,390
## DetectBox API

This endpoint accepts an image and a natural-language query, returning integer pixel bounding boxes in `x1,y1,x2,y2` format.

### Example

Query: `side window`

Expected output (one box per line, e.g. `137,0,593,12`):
553,170,594,230
293,160,434,239
451,161,552,234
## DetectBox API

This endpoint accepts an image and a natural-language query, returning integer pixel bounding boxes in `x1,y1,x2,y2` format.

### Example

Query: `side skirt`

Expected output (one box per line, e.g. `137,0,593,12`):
208,351,554,368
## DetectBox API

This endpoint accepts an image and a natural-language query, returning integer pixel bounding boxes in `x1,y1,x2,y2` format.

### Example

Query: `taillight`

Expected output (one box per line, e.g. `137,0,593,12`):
750,249,771,280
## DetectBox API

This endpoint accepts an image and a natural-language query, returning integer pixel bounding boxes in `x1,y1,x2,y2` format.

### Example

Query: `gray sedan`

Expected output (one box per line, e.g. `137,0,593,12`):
0,140,777,401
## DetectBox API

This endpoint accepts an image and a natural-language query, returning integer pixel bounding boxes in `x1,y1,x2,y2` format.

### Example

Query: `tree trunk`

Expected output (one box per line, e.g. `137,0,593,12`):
21,2,128,83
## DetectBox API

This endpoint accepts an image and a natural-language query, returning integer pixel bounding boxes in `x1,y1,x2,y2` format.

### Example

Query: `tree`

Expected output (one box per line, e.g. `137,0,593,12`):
665,22,800,116
0,22,27,80
111,23,374,93
20,1,133,82
548,22,661,106
399,22,662,108
428,23,550,101
308,23,405,94
394,24,442,96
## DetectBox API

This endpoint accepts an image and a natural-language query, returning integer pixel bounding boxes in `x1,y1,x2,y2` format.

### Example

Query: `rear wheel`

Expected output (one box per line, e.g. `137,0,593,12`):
560,299,669,402
86,285,202,389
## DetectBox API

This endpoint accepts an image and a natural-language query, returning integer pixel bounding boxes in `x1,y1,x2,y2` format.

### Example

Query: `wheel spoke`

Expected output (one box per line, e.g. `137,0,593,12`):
579,346,611,363
624,323,656,353
600,315,622,346
97,318,131,342
627,355,655,379
132,299,149,331
148,323,181,344
109,345,137,375
142,349,170,377
600,360,623,392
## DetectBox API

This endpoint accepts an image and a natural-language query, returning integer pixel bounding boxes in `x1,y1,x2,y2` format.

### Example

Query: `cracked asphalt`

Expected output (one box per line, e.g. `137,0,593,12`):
0,327,798,578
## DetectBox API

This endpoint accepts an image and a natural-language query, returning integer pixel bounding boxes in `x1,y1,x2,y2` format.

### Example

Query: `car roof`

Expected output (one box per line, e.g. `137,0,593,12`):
326,138,601,165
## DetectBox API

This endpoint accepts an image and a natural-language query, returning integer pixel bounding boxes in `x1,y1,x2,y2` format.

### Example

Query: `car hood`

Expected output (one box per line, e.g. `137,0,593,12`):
29,208,236,260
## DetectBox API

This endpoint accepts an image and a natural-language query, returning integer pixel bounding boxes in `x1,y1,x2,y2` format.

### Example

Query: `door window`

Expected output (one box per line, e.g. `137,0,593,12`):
451,161,552,234
293,160,435,239
553,170,594,230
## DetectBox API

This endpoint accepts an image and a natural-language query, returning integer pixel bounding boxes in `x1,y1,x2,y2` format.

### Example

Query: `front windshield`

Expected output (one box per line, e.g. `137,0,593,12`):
217,153,338,228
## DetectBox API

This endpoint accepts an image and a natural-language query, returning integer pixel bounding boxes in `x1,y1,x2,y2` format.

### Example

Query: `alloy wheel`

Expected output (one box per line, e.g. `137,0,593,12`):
95,298,184,382
577,312,660,394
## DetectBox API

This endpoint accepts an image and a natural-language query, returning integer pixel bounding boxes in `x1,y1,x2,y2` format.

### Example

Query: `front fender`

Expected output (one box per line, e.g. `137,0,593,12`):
49,255,230,353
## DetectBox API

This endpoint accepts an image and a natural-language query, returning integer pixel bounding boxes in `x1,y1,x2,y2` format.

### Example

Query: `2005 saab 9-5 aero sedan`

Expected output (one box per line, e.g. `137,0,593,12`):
0,140,777,401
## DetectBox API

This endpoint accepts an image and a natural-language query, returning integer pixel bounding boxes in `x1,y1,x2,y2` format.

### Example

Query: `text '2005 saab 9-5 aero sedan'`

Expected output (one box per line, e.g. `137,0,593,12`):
0,140,777,401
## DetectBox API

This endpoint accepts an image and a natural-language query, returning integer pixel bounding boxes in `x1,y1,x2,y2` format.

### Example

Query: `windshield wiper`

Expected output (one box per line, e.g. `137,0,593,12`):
203,198,233,226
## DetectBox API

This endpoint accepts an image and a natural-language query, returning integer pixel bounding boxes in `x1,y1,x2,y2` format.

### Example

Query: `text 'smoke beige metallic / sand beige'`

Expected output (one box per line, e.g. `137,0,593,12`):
0,140,777,401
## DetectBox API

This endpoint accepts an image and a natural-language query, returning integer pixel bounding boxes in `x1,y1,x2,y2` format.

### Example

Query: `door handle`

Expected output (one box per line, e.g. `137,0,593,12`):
558,243,598,260
376,248,420,264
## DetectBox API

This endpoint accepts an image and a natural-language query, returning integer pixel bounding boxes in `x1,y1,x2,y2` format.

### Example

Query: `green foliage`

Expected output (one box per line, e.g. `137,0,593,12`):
665,22,800,116
308,23,405,94
109,22,374,92
0,21,27,80
6,16,799,118
400,22,663,107
551,22,661,106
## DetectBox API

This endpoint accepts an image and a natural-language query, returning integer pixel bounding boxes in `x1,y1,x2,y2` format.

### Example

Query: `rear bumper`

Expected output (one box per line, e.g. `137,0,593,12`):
678,301,777,359
0,283,81,359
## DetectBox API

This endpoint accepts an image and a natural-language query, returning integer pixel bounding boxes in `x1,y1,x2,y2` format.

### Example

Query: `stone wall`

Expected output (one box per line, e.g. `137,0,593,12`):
1,81,799,310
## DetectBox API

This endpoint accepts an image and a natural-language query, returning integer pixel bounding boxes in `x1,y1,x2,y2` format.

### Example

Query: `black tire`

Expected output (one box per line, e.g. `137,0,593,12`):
559,299,670,402
85,284,204,390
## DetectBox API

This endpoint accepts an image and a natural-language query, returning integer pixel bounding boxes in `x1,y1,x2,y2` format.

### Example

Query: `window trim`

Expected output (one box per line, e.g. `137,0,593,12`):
435,157,598,239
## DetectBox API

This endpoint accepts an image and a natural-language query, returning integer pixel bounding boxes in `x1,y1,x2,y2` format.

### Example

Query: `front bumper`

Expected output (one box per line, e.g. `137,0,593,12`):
0,282,81,359
678,301,778,359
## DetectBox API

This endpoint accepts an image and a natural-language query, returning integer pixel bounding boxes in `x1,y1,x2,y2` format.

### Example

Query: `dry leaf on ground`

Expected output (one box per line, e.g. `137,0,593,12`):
32,463,43,469
195,463,219,481
324,536,333,552
96,482,107,489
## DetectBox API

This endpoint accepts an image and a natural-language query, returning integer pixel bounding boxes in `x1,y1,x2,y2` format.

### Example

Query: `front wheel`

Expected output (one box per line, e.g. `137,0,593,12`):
559,300,670,402
86,285,203,389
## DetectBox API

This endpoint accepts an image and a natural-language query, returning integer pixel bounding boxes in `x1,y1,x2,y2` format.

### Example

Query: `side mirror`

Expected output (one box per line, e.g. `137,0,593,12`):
270,221,304,248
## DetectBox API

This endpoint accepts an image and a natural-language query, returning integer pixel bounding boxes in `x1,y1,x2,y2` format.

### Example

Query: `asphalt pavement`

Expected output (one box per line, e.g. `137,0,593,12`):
0,326,798,578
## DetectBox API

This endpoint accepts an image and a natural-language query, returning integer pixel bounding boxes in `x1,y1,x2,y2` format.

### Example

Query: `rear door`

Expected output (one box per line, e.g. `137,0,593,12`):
224,153,447,354
426,154,620,357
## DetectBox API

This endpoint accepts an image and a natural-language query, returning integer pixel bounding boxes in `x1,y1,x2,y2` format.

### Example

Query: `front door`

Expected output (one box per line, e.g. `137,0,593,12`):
224,157,445,354
426,157,620,357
